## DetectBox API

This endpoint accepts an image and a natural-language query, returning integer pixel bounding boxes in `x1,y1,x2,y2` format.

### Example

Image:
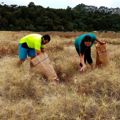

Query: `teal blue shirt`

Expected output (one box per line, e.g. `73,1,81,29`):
74,33,96,53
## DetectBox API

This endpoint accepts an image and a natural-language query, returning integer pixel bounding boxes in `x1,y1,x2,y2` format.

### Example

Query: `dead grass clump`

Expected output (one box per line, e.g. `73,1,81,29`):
77,77,120,100
0,57,46,102
0,41,18,56
77,62,120,101
14,99,36,119
51,50,79,82
46,35,64,53
39,92,98,120
0,99,37,120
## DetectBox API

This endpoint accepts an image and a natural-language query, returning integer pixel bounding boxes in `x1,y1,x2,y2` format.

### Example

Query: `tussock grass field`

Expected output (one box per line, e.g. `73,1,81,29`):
0,31,120,120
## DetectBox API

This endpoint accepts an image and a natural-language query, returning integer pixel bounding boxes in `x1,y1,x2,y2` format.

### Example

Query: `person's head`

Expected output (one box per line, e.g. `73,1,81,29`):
42,34,51,44
83,35,93,47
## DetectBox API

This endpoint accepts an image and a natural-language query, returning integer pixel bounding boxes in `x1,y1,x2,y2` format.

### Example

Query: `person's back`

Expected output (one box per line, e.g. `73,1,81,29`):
19,34,43,50
74,33,96,50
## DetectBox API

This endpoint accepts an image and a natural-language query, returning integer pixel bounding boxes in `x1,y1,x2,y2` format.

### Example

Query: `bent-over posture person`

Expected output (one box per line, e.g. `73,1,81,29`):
18,34,51,66
74,33,104,72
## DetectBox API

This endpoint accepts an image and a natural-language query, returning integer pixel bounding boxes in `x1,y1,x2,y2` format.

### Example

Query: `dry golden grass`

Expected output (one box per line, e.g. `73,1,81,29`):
0,31,120,120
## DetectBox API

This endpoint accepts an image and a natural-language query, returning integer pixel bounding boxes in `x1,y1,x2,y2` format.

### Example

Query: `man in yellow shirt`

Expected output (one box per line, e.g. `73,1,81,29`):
18,34,51,66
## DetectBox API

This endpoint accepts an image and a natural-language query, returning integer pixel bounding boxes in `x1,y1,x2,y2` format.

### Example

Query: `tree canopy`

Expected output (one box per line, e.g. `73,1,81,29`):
0,2,120,31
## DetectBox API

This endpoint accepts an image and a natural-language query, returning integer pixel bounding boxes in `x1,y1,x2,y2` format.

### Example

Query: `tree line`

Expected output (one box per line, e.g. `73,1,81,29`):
0,2,120,31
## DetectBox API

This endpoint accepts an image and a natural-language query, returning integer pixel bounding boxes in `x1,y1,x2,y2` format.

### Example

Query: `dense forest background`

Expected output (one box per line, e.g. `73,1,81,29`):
0,2,120,31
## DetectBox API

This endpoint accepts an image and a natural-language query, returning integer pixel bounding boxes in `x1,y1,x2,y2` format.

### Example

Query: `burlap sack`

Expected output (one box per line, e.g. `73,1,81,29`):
96,43,108,67
31,53,58,81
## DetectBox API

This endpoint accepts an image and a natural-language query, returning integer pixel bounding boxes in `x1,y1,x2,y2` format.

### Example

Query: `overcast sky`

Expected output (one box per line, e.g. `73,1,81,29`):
0,0,120,8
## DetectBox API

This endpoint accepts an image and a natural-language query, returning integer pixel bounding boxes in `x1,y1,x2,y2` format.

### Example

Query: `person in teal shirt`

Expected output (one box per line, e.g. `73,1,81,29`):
74,33,104,72
17,34,51,66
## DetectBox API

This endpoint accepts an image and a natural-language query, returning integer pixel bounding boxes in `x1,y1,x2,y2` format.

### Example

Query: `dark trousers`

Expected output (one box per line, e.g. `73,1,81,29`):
76,47,93,67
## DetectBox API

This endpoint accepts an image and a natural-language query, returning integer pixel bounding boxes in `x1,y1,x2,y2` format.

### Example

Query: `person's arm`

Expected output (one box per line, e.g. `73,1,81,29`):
36,46,44,55
41,48,45,53
79,53,86,72
96,39,106,44
36,50,41,55
36,48,44,55
34,41,43,55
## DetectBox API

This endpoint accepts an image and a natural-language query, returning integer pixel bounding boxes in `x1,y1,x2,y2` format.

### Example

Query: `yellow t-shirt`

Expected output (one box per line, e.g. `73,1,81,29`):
19,34,44,50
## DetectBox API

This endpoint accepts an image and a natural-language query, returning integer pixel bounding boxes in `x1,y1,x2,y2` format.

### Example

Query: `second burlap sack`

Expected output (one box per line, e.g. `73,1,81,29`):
96,42,109,67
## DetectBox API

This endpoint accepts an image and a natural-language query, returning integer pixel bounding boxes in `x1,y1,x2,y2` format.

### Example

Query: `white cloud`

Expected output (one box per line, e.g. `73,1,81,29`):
0,0,119,8
111,0,120,8
70,0,113,8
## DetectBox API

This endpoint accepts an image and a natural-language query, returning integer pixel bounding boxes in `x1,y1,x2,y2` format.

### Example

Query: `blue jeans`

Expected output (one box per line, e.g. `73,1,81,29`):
18,44,36,60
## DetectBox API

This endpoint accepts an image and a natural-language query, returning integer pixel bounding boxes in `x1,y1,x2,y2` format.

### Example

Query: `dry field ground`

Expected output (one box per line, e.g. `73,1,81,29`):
0,31,120,120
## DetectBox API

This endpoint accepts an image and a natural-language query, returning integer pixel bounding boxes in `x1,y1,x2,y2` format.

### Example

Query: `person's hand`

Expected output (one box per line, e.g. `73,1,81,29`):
90,64,94,70
80,64,86,72
100,41,106,45
96,39,106,45
30,62,34,67
41,48,45,53
36,50,41,55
